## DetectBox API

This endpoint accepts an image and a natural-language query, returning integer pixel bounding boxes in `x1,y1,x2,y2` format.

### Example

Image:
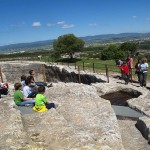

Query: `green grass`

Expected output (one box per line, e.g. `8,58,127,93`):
54,58,150,81
1,56,149,81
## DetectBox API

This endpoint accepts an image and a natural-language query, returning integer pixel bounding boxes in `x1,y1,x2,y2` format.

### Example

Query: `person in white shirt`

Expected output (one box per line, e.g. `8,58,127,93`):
23,77,38,98
21,75,26,88
139,57,149,87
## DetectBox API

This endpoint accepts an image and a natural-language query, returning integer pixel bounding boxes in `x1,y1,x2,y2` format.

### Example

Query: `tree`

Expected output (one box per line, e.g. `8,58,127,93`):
53,34,85,60
119,42,138,55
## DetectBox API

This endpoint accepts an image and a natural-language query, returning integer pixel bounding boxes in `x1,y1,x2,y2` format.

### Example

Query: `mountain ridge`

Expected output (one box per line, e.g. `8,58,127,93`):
0,32,150,53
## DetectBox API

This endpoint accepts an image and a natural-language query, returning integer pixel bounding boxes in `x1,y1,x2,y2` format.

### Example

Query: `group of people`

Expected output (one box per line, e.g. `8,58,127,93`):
116,55,149,87
14,70,56,112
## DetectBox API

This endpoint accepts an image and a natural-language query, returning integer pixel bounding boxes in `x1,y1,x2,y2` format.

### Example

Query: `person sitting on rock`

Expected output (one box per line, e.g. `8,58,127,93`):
14,83,35,106
29,69,52,87
23,77,38,98
119,61,130,84
21,75,26,88
33,86,56,112
0,82,9,98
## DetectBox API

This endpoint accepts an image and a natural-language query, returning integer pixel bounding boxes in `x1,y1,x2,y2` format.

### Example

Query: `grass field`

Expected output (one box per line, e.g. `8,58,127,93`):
54,58,150,81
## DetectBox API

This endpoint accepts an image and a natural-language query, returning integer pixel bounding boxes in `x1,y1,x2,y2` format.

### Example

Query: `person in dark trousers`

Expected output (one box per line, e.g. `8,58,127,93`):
135,58,141,83
23,77,38,98
33,86,56,112
29,70,52,87
139,57,149,87
119,62,130,84
0,82,9,98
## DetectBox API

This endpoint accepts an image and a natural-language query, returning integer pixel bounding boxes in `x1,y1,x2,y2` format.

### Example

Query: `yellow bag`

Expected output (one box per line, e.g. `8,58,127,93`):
32,105,48,112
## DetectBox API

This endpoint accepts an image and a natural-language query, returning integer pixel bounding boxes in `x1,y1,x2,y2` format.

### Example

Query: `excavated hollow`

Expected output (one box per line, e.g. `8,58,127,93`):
101,90,141,106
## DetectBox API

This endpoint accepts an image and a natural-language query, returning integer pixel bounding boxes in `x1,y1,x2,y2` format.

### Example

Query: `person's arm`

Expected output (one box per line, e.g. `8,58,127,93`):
18,90,34,101
42,95,49,104
22,97,34,101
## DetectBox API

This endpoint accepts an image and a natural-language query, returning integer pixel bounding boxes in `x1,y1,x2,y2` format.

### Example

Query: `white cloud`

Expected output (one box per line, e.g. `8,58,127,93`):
47,23,55,27
145,18,150,20
57,21,65,25
61,24,75,28
132,16,137,19
32,22,41,27
88,23,97,26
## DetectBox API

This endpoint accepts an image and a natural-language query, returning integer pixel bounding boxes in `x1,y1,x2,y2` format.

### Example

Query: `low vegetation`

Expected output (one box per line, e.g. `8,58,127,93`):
0,34,150,81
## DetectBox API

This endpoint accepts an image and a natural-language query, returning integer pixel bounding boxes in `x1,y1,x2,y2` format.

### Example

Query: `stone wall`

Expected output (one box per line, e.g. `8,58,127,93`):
0,62,105,84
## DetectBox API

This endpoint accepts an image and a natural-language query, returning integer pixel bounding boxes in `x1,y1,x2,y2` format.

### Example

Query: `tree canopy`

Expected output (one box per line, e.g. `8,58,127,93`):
119,42,138,55
53,34,85,59
101,44,126,60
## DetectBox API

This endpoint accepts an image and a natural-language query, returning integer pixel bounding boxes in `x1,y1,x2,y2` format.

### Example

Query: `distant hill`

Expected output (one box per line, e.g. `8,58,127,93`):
0,40,54,53
81,32,150,42
0,32,150,53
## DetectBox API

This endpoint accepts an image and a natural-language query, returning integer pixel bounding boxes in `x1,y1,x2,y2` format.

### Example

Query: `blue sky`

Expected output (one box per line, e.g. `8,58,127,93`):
0,0,150,46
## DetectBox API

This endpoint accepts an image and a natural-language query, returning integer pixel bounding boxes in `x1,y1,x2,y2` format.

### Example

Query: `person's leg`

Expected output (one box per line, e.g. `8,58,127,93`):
35,82,47,86
125,74,129,84
139,73,144,86
137,72,140,83
45,103,55,109
27,90,38,98
143,73,147,87
0,88,8,95
18,100,35,106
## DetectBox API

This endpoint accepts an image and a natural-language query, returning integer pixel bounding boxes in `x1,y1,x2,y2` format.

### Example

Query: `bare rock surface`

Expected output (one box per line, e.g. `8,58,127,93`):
0,61,150,149
1,81,125,150
21,83,125,150
118,118,150,150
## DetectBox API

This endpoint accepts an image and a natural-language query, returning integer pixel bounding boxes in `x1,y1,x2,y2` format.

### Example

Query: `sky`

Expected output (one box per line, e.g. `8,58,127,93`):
0,0,150,46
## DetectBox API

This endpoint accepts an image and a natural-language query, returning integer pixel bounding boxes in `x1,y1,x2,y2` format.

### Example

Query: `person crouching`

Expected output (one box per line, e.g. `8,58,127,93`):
119,61,130,84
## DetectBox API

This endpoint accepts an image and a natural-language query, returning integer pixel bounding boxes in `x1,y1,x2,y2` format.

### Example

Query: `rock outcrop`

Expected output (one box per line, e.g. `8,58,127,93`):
0,61,150,149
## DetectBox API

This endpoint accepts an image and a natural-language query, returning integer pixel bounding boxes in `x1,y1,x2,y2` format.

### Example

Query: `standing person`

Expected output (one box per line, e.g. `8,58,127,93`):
135,58,141,83
126,55,134,81
119,62,130,84
139,57,149,87
33,86,56,112
126,55,134,69
14,83,35,106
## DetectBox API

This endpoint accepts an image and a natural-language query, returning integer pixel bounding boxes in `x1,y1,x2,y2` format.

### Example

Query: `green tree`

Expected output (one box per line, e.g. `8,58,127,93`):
53,34,85,60
101,44,125,60
119,42,138,55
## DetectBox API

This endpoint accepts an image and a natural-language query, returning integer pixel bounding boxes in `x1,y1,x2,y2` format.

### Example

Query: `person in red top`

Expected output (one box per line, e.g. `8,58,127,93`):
119,61,130,84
